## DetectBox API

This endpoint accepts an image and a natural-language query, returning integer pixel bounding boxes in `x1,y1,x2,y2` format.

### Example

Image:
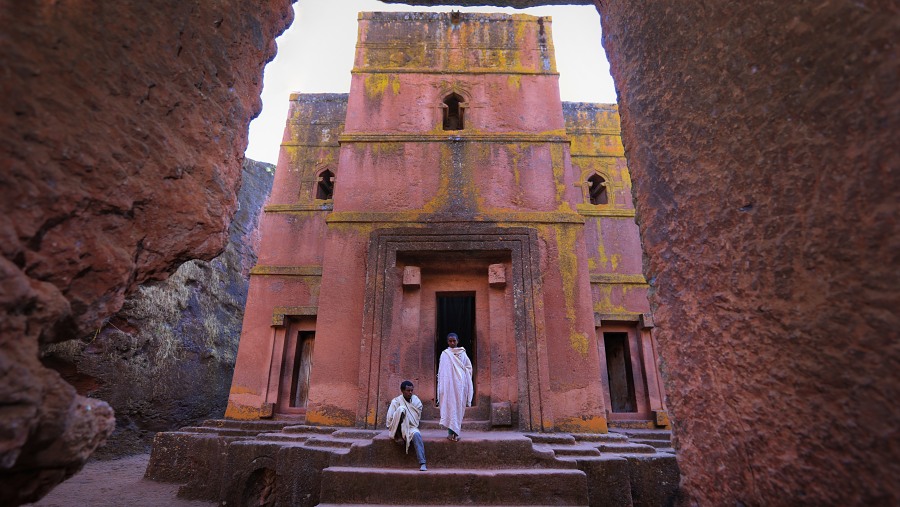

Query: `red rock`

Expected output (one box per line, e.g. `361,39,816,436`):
0,1,292,504
601,0,899,504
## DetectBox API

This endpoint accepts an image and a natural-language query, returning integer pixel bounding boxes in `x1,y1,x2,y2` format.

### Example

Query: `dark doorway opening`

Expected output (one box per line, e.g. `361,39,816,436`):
442,93,464,130
604,332,636,412
435,292,476,402
289,331,315,408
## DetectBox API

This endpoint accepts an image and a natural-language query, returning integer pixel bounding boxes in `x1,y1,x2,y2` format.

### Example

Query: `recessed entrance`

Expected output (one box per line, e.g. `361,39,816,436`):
604,332,637,413
435,292,476,403
290,331,315,408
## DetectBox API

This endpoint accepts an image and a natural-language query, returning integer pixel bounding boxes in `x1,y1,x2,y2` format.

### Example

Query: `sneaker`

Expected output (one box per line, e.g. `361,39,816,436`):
419,464,428,471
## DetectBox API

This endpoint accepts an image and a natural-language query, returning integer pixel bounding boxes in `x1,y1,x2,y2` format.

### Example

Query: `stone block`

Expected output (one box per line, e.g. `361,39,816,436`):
488,263,506,288
491,401,512,426
402,266,421,288
654,410,670,427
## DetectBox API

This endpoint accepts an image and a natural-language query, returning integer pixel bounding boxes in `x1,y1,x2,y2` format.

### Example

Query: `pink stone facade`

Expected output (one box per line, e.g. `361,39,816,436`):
226,12,667,433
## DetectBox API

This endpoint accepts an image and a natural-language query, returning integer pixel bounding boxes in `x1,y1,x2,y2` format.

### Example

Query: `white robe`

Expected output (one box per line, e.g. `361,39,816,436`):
386,394,423,454
437,347,473,436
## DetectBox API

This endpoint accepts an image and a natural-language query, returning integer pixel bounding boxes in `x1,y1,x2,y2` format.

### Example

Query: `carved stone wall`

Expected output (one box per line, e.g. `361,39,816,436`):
600,0,899,504
0,1,292,504
41,159,274,458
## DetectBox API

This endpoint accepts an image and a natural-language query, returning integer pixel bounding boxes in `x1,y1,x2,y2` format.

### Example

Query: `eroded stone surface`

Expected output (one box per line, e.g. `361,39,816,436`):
40,159,274,458
601,1,899,504
0,1,292,504
381,0,592,6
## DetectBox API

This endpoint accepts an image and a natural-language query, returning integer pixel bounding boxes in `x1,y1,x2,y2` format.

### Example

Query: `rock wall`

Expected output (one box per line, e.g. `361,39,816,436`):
0,1,292,504
380,0,591,5
599,0,899,505
41,159,274,458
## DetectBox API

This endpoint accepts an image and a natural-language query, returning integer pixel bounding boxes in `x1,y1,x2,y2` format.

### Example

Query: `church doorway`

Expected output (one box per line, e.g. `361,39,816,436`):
435,292,477,404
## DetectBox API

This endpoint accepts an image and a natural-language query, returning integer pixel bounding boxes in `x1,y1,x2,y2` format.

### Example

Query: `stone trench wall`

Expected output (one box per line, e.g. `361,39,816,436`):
40,159,274,458
599,0,899,505
0,1,292,505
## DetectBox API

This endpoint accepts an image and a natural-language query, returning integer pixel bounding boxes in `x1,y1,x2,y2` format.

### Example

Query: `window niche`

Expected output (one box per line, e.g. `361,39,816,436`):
442,93,465,131
316,169,335,200
587,173,609,205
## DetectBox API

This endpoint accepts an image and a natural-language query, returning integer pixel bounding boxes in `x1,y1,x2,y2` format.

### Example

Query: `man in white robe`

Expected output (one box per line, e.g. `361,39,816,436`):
437,332,473,441
386,380,427,471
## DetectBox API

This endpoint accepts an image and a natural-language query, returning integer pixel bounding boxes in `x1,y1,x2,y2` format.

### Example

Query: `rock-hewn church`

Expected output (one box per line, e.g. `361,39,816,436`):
228,11,667,433
148,12,678,505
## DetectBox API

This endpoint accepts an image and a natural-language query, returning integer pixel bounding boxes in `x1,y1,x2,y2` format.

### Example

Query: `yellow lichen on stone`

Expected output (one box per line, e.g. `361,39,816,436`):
556,415,608,433
364,74,400,100
594,220,609,268
224,402,259,420
549,224,589,358
570,331,589,357
306,409,355,427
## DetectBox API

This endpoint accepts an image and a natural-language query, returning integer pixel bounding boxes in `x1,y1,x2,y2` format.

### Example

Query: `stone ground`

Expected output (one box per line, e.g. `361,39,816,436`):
26,454,213,507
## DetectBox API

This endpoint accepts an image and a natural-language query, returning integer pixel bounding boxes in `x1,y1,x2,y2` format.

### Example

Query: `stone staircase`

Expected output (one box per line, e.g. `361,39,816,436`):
609,428,675,454
145,419,679,507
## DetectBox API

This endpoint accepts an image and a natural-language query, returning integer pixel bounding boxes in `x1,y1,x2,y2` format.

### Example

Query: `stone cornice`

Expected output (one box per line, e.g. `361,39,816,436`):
264,203,333,213
575,205,636,218
569,153,625,159
326,211,584,225
351,69,559,76
339,132,570,144
590,273,648,285
250,265,323,277
280,142,341,148
272,306,318,326
566,128,622,136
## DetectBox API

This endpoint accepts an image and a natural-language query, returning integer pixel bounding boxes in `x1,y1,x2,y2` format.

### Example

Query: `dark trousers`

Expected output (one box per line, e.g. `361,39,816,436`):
393,413,426,465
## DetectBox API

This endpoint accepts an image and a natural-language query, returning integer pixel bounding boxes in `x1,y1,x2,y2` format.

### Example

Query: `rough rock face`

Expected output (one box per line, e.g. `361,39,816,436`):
41,159,274,458
0,1,292,504
600,1,899,505
381,0,591,5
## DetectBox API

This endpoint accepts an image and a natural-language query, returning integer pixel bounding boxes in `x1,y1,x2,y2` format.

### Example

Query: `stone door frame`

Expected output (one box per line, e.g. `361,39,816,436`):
356,226,551,431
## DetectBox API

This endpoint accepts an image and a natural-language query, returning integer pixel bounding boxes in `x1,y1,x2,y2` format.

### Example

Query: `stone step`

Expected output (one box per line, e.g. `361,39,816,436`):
282,424,339,434
318,505,577,507
571,432,628,443
607,420,656,430
420,419,492,431
253,432,311,443
332,429,382,439
597,442,658,454
319,467,589,505
630,438,671,449
343,431,563,469
548,444,602,457
318,504,576,507
178,426,259,437
200,419,290,432
523,433,576,445
609,428,672,441
305,437,361,449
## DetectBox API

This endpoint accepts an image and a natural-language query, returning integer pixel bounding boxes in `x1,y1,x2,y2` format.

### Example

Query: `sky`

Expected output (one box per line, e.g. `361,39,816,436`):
245,0,615,164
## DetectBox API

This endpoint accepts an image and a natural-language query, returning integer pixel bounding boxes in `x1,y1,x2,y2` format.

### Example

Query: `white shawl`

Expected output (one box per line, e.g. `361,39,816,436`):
437,347,473,436
386,394,423,453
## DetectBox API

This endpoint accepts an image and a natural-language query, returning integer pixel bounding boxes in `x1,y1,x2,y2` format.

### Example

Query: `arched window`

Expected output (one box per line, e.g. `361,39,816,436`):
316,169,334,200
442,93,464,131
588,173,608,205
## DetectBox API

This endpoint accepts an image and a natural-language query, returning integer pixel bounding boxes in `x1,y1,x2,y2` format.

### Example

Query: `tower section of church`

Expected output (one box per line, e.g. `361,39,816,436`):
226,12,668,433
